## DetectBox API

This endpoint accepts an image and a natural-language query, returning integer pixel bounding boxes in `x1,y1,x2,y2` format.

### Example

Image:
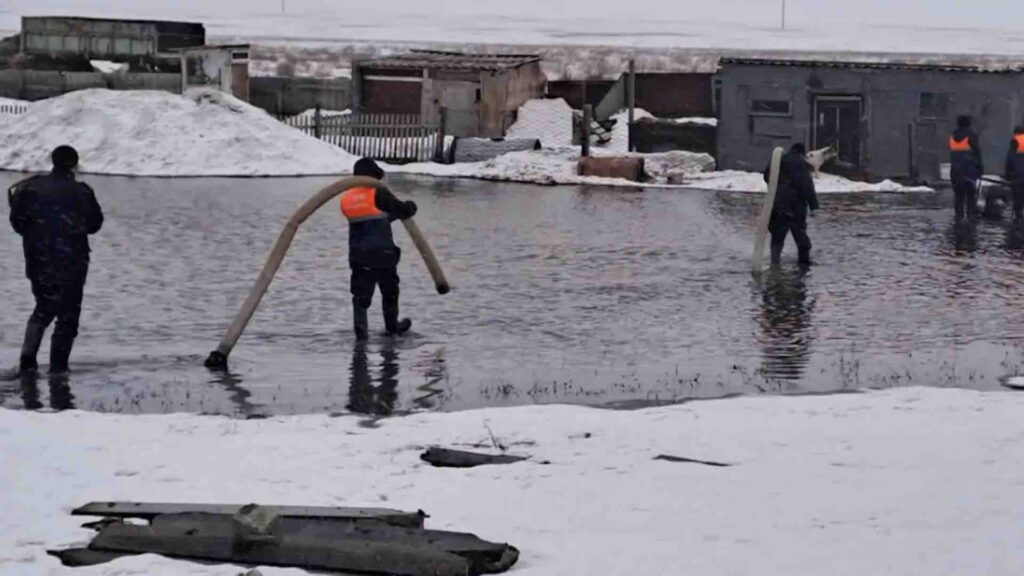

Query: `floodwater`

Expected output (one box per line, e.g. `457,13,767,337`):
2,173,1023,417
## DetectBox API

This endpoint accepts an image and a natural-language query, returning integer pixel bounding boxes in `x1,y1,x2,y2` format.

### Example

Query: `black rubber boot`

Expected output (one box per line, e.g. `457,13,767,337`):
798,250,813,266
49,334,74,375
19,321,46,374
383,300,412,336
353,305,369,341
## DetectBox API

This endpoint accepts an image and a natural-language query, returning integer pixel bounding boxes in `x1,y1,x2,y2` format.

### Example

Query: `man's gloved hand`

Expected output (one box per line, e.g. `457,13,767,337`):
405,200,418,218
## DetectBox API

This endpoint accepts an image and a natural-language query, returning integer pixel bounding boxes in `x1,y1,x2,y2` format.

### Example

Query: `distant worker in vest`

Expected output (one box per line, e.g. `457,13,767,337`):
949,115,984,220
341,158,418,341
1004,125,1024,221
764,143,819,266
8,145,104,375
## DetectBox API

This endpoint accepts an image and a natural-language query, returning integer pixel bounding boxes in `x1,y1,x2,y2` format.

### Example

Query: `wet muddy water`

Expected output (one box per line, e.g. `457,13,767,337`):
2,173,1023,416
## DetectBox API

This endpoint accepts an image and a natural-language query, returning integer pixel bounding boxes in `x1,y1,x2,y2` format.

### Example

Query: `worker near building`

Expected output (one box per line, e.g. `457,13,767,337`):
949,115,984,219
764,143,819,266
1004,125,1024,221
341,158,418,340
8,145,104,375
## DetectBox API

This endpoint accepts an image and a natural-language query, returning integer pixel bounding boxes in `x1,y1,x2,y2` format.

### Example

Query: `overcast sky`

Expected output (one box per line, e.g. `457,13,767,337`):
2,0,1019,29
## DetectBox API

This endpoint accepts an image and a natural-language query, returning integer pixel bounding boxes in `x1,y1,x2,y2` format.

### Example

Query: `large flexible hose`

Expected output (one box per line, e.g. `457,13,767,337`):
205,176,449,369
752,147,784,273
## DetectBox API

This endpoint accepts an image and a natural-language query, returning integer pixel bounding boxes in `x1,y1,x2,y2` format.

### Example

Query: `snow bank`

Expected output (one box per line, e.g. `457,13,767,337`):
505,98,574,148
666,116,718,126
393,147,714,187
89,60,129,75
682,170,934,193
0,89,359,177
2,387,1022,575
289,108,352,121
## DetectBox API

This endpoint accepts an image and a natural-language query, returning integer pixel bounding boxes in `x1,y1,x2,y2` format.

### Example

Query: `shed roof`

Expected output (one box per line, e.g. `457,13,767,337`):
720,56,1024,74
359,50,541,72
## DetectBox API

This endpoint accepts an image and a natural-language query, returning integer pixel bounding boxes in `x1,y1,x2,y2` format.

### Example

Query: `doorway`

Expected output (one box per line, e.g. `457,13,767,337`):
813,96,862,167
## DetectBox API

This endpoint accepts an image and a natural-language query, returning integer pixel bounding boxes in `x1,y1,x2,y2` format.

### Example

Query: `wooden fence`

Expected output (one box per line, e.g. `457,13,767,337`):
280,111,445,163
0,103,30,116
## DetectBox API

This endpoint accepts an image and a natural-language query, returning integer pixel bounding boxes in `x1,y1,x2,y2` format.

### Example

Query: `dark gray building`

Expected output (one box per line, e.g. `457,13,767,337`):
21,16,205,60
716,57,1024,182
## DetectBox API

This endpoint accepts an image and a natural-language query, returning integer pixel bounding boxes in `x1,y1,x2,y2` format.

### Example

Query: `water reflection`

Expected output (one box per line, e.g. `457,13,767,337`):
17,372,76,411
757,267,814,384
1005,222,1024,251
347,341,399,416
413,347,449,410
208,369,262,417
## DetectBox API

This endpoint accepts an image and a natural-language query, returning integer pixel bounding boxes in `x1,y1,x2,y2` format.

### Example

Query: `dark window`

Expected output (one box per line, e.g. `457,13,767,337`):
919,93,950,120
475,89,481,103
750,99,792,116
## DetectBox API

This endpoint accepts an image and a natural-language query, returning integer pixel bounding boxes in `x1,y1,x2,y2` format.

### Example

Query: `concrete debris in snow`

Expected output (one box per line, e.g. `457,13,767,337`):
1,387,1022,575
0,89,359,177
505,98,574,148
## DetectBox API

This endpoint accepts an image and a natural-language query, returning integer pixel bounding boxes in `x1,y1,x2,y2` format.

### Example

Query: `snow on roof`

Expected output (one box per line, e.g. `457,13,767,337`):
720,56,1024,74
360,50,541,72
0,89,358,177
505,98,574,149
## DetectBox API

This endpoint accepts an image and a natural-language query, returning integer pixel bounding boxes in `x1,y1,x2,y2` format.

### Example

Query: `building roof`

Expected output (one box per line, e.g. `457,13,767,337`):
719,56,1024,74
360,50,541,72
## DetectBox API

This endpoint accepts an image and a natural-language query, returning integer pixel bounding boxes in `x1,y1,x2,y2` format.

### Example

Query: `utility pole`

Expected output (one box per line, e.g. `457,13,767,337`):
781,0,786,30
281,0,286,14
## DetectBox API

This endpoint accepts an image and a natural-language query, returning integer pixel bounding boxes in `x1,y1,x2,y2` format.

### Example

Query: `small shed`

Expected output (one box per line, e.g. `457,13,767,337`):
177,44,251,102
353,50,546,138
716,56,1024,182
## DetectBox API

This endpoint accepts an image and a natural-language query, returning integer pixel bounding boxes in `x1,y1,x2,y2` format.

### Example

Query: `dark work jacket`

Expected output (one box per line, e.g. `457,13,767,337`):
1005,135,1024,184
8,169,104,280
342,185,417,269
949,128,983,184
764,151,819,221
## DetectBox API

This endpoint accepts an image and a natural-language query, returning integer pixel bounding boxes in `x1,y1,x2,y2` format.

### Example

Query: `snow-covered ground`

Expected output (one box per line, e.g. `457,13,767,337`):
0,89,358,177
2,387,1022,575
685,170,934,193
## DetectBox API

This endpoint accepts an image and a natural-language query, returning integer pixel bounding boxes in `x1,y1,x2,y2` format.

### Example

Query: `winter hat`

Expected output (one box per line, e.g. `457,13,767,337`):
789,142,807,155
353,157,384,180
51,145,79,170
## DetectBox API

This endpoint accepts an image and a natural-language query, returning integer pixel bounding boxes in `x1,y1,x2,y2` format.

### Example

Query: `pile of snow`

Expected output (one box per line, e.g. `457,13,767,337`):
682,170,934,193
666,116,718,126
505,98,574,148
289,108,352,121
2,387,1022,575
394,147,713,187
0,89,359,177
89,60,129,75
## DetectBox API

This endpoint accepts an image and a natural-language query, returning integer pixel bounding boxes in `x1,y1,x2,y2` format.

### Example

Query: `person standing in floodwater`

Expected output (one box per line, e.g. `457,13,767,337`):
341,158,418,341
8,145,103,375
1004,125,1024,221
949,115,984,220
764,143,819,266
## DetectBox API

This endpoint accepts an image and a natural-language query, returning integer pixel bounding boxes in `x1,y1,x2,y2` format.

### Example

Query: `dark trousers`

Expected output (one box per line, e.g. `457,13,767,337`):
1013,183,1024,220
351,266,401,329
953,179,979,219
769,213,812,264
23,270,86,371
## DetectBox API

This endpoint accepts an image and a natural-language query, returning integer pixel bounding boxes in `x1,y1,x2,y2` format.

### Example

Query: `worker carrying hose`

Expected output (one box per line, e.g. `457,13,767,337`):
341,158,418,341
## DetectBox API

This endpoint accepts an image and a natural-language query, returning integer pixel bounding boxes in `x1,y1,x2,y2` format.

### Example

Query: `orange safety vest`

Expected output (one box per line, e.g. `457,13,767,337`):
1015,134,1024,153
949,136,973,152
340,187,386,222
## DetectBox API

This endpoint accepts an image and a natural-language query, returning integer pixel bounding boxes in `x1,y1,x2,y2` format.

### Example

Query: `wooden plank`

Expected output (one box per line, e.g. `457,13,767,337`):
420,447,525,468
89,514,479,576
72,502,425,528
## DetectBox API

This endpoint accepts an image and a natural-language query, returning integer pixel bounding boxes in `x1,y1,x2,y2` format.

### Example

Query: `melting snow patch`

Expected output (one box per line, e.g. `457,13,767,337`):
505,98,574,148
0,89,359,177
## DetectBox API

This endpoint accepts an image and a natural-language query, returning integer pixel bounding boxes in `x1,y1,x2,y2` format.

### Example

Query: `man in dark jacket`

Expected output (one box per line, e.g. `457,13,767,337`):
341,158,418,341
9,145,103,374
764,143,819,265
949,115,984,219
1005,125,1024,220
